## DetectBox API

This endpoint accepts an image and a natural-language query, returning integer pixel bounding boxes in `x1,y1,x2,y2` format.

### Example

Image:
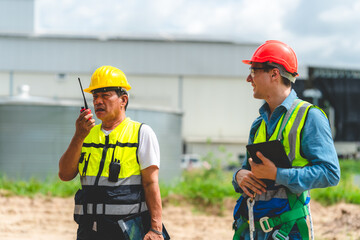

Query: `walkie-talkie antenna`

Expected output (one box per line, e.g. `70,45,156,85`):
78,77,88,109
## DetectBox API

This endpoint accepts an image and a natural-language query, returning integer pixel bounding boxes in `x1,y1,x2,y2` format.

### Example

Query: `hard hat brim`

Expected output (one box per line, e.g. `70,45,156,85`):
242,60,251,65
84,85,131,93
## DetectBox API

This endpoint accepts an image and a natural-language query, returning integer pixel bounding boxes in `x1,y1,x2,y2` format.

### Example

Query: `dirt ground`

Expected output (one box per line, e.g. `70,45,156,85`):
1,193,360,240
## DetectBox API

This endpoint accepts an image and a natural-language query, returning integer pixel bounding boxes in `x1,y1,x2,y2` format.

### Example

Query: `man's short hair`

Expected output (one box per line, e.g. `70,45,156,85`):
262,63,293,87
115,88,129,110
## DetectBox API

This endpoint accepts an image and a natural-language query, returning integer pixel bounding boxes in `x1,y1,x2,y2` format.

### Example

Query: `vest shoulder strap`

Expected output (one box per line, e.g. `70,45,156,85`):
277,99,312,141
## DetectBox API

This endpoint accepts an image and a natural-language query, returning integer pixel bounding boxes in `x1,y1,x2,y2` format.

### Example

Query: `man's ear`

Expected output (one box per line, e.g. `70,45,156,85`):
271,68,281,81
120,94,128,107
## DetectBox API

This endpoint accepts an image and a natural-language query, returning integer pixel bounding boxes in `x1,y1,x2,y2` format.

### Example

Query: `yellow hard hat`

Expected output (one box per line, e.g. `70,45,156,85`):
84,66,131,93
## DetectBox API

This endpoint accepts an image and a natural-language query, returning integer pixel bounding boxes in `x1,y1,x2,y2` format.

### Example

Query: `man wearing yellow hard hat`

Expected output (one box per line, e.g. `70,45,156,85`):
58,66,164,240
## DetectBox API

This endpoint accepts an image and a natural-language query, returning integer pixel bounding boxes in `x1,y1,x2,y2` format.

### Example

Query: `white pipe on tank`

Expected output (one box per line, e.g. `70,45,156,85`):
9,71,14,96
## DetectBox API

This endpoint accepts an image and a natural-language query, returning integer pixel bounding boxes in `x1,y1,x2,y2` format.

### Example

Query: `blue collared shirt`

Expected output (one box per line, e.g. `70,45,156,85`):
232,89,340,194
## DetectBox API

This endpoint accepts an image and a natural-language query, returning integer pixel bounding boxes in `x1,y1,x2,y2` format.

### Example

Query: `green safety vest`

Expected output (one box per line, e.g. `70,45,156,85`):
74,117,146,225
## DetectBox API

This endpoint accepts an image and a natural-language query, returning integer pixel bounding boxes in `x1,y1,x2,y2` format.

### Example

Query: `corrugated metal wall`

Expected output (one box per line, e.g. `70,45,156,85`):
128,107,182,181
0,35,255,76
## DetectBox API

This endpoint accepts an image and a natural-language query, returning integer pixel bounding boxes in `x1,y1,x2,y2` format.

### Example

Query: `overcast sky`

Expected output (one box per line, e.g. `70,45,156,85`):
35,0,360,71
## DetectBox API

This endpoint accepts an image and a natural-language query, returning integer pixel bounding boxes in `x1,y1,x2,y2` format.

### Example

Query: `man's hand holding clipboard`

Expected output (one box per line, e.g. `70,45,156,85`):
235,140,291,196
246,140,291,183
236,151,278,197
248,151,278,181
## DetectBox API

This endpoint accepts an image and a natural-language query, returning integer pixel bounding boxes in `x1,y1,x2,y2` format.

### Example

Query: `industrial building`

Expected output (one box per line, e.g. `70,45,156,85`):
1,0,358,181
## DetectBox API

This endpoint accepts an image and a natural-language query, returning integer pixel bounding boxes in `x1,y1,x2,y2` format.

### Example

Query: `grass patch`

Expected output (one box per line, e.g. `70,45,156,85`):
311,159,360,205
0,175,80,197
162,159,360,212
160,148,238,214
1,159,359,211
311,174,360,205
160,169,236,215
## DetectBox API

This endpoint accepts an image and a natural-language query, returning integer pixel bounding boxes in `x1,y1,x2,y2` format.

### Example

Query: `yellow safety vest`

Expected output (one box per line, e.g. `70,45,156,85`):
74,117,147,225
254,99,316,167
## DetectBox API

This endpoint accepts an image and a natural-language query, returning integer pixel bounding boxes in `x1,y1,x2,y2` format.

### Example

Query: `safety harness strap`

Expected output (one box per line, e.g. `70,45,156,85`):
288,191,310,240
233,205,308,238
233,216,263,240
271,191,309,240
233,191,310,239
232,219,248,240
266,204,308,228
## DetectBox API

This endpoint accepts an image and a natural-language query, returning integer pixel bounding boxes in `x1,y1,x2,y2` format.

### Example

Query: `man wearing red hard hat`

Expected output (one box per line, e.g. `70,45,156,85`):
232,41,340,240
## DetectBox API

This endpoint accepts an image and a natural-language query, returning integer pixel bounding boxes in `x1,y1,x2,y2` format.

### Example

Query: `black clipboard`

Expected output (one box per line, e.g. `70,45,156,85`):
246,140,291,168
118,210,170,240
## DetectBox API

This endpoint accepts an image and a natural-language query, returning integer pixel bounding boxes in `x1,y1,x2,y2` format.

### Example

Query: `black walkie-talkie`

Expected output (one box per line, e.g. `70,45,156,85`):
78,77,92,119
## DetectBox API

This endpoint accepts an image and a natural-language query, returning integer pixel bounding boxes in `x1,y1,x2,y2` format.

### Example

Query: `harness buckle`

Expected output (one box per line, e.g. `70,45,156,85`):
259,216,273,232
272,229,289,240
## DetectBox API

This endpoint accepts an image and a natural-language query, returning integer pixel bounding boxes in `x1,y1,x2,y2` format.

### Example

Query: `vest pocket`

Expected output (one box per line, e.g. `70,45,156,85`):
74,189,87,224
108,160,121,182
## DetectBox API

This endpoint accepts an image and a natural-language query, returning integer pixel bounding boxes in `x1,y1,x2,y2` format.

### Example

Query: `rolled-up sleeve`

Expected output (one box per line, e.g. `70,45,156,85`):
276,107,341,194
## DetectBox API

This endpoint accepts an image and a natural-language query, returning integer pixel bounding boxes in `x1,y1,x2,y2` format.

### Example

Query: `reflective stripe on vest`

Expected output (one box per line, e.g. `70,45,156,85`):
74,202,148,216
74,117,146,219
80,175,142,186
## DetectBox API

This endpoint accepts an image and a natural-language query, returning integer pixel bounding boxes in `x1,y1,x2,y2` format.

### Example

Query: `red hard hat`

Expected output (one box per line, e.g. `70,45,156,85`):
243,40,298,76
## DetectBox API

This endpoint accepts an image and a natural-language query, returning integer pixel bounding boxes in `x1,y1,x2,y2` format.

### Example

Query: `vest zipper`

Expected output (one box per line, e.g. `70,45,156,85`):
94,135,109,186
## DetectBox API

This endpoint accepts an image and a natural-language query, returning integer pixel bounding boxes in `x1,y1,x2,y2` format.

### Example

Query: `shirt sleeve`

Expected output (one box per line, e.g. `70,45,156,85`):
138,124,160,170
276,107,341,194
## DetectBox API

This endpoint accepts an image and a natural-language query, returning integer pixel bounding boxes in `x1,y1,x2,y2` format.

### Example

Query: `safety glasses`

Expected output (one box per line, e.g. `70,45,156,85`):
249,67,268,78
249,66,275,78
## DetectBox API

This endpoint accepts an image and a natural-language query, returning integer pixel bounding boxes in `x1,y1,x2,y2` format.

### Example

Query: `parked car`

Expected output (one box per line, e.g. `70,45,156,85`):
181,154,210,170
